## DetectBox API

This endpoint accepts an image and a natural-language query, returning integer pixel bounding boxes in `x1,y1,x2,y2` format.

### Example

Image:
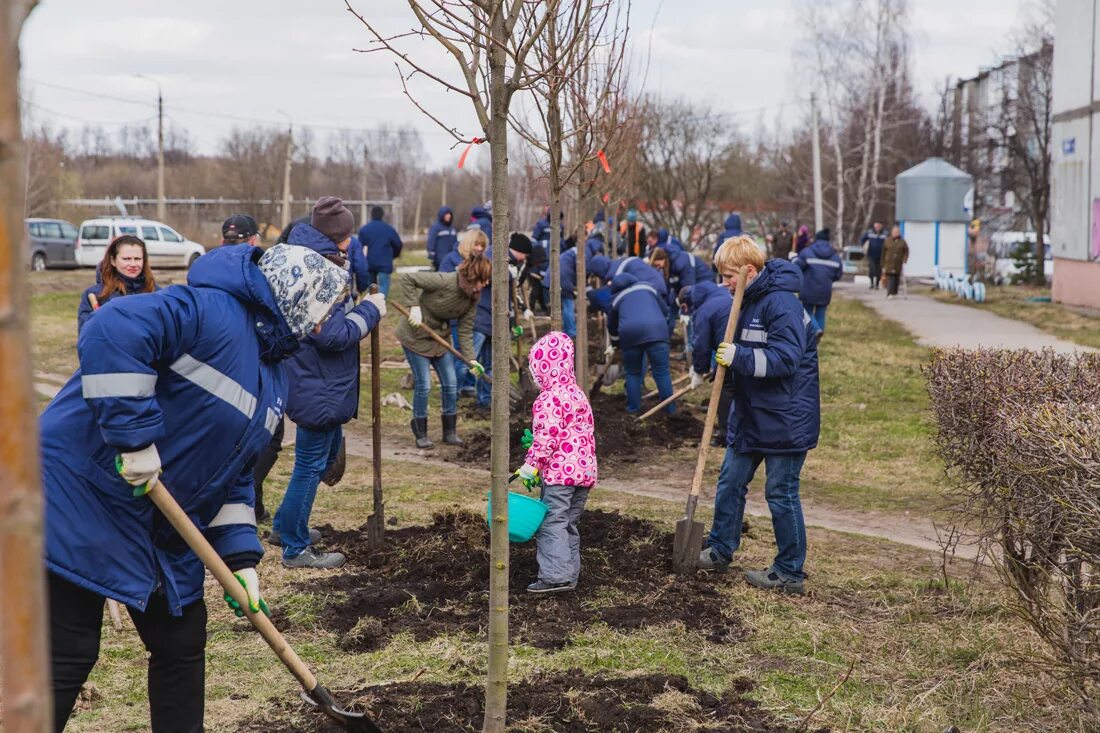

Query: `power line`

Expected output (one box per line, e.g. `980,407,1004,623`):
21,97,156,127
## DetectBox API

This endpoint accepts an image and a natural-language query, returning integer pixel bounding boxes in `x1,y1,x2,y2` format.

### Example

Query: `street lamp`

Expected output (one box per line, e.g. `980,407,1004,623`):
277,109,293,229
134,74,165,221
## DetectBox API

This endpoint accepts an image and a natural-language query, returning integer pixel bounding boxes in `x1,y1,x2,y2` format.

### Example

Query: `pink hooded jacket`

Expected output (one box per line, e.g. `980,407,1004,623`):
524,331,598,487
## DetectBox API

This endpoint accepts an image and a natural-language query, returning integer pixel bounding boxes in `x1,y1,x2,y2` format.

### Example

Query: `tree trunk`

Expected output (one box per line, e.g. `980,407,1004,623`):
0,3,51,732
575,222,588,391
549,180,562,331
483,3,510,730
1033,212,1046,286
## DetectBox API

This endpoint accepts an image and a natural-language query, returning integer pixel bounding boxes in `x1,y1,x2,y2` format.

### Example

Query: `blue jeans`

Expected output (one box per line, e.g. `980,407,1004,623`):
473,330,493,407
562,297,576,340
706,449,808,580
273,424,342,559
806,303,827,333
367,271,392,297
622,340,673,413
403,347,457,418
451,323,476,395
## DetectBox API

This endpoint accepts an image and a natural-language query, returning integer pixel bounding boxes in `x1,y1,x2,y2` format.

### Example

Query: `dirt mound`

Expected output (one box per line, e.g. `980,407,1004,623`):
244,671,808,733
294,509,744,652
447,391,703,469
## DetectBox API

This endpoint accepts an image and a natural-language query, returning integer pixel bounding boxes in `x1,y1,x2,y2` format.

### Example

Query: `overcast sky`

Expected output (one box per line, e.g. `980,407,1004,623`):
19,0,1027,167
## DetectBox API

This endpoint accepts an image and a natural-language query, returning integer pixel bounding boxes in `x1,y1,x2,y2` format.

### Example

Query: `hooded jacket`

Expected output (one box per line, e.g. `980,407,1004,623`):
470,206,493,242
657,230,697,306
285,224,382,430
686,280,733,376
427,207,457,269
608,268,670,350
359,210,404,274
559,246,581,299
713,213,743,257
77,268,160,335
723,259,820,453
41,245,296,616
797,238,843,306
584,229,606,261
588,255,667,295
524,331,597,487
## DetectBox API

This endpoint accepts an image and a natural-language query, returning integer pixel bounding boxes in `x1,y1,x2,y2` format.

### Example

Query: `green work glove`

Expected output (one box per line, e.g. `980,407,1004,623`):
470,360,486,377
223,568,270,618
512,325,524,338
115,449,161,497
520,428,534,450
514,463,540,491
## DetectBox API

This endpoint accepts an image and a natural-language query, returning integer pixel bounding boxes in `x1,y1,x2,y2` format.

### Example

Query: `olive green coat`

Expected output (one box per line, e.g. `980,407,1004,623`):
393,271,478,359
882,237,909,275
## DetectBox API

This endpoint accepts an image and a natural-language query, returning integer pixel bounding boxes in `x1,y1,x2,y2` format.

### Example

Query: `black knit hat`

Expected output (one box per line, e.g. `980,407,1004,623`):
509,232,533,255
311,196,354,244
815,228,831,242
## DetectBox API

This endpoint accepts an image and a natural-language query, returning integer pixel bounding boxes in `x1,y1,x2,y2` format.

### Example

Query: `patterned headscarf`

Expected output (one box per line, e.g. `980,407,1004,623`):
258,243,349,338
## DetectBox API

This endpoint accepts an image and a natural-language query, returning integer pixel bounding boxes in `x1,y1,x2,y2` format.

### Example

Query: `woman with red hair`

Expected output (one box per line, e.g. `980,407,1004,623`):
77,234,159,334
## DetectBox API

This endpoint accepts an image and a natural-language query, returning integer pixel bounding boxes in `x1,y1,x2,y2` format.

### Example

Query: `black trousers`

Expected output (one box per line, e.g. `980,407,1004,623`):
252,417,285,518
867,258,882,288
49,572,207,733
885,274,900,295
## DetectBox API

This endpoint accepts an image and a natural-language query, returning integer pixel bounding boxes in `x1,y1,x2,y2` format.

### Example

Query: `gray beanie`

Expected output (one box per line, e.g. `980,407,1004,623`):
311,196,354,244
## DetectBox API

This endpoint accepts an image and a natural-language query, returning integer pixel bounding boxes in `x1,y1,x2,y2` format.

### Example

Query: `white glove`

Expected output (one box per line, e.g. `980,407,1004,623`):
679,313,691,327
508,264,520,280
716,342,737,368
690,370,705,389
364,292,387,318
408,305,423,328
604,343,615,358
517,463,538,481
224,567,269,617
524,309,534,321
117,444,161,491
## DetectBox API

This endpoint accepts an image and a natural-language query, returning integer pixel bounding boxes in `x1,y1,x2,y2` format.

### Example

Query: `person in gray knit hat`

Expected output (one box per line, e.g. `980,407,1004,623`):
311,196,355,244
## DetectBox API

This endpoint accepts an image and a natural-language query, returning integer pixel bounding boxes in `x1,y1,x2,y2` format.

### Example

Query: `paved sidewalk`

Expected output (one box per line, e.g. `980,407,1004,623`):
839,281,1092,353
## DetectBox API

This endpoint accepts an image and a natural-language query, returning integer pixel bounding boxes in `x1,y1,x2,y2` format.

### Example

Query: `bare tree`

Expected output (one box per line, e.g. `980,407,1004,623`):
220,127,288,234
346,2,559,729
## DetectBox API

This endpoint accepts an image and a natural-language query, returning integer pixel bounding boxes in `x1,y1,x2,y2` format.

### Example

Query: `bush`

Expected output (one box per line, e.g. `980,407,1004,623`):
926,348,1100,715
1010,240,1042,285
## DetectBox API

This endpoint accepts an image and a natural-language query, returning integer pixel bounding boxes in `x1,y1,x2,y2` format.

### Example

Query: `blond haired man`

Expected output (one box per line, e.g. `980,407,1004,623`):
699,236,820,595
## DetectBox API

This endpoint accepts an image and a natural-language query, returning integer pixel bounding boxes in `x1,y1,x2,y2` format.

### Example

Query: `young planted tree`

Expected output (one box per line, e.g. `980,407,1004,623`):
1,3,51,732
345,2,557,729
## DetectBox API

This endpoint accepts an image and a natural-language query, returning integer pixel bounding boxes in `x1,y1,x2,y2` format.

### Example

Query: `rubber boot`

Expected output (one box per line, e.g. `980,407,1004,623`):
410,417,434,449
442,413,464,446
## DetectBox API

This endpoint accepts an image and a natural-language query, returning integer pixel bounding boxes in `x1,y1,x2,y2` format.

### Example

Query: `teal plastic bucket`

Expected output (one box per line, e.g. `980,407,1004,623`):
486,491,548,543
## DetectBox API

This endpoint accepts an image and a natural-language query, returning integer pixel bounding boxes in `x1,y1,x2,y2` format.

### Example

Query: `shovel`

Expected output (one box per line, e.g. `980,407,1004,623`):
672,266,748,574
636,383,695,422
644,372,690,400
143,479,382,732
511,285,539,396
390,300,523,406
366,285,385,549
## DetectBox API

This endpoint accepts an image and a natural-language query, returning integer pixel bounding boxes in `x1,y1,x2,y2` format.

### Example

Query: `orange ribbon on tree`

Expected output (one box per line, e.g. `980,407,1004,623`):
458,137,488,169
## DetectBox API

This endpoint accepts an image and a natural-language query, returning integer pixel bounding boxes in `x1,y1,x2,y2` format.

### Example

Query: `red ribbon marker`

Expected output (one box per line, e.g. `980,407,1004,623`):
597,149,611,173
458,137,487,169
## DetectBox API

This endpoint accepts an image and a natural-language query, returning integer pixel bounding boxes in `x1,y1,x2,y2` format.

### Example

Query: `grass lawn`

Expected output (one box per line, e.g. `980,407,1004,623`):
929,284,1100,350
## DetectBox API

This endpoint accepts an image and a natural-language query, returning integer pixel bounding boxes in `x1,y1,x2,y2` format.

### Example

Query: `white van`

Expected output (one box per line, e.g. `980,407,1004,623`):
75,217,207,269
987,231,1054,285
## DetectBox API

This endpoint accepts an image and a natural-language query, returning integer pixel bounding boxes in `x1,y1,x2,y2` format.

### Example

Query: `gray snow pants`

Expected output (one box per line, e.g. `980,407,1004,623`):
535,484,591,584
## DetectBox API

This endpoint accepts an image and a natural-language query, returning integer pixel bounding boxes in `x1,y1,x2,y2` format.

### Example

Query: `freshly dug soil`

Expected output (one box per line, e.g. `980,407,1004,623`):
447,391,704,469
293,509,745,652
243,671,809,733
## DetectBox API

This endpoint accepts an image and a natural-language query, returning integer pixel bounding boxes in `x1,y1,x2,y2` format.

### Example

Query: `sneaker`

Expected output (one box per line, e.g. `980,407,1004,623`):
526,580,574,594
697,548,730,571
267,527,322,546
744,567,804,595
282,547,346,569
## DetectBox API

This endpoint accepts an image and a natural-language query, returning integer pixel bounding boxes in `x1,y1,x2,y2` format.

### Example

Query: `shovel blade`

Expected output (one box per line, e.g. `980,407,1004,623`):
366,511,385,550
672,517,704,574
302,684,383,733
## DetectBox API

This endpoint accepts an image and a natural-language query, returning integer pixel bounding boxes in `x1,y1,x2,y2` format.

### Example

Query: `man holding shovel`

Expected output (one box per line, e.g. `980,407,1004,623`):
698,236,820,595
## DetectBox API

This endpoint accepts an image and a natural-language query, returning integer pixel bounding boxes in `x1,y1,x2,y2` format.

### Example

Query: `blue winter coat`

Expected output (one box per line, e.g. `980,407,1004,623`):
77,271,160,335
608,270,670,350
588,255,667,296
559,247,580,299
360,213,404,274
797,239,843,306
471,206,493,242
587,284,612,314
585,231,606,261
713,213,743,257
427,207,458,269
658,235,696,305
348,234,371,294
41,245,295,615
439,249,463,273
285,224,383,430
723,259,820,453
687,280,732,376
860,228,887,261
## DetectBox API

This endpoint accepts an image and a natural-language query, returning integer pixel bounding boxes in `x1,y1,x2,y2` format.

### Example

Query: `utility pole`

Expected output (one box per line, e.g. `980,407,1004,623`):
278,110,293,229
440,171,447,209
359,143,369,226
811,92,824,232
136,74,165,221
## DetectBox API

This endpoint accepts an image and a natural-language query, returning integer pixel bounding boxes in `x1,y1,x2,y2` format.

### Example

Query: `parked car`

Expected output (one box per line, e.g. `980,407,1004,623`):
26,218,79,270
75,217,207,269
987,231,1053,284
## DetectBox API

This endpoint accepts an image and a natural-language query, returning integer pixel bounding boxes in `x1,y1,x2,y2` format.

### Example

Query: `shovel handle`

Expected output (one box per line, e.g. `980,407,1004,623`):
390,300,492,385
144,480,318,693
644,372,689,399
370,285,383,516
636,384,695,422
88,292,100,311
688,266,748,502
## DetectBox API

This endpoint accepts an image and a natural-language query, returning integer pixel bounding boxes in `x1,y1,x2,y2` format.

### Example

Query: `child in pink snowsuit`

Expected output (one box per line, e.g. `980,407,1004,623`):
516,331,598,594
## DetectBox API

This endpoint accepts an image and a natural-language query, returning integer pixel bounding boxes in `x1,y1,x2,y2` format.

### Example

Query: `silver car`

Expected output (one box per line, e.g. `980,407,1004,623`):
26,218,79,270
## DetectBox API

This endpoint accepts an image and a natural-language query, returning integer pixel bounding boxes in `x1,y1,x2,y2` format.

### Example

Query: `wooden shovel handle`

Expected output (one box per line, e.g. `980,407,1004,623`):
144,480,318,693
390,300,492,384
689,266,748,499
88,292,100,311
645,372,689,399
636,384,695,422
370,286,382,510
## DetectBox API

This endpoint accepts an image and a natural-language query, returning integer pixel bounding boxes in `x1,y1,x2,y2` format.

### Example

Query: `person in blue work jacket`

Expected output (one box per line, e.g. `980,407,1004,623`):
427,206,458,271
713,212,743,259
41,241,349,733
683,279,735,446
273,197,387,569
470,203,493,241
607,262,673,414
359,205,404,296
558,243,584,340
698,235,820,596
796,228,843,336
860,220,887,290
